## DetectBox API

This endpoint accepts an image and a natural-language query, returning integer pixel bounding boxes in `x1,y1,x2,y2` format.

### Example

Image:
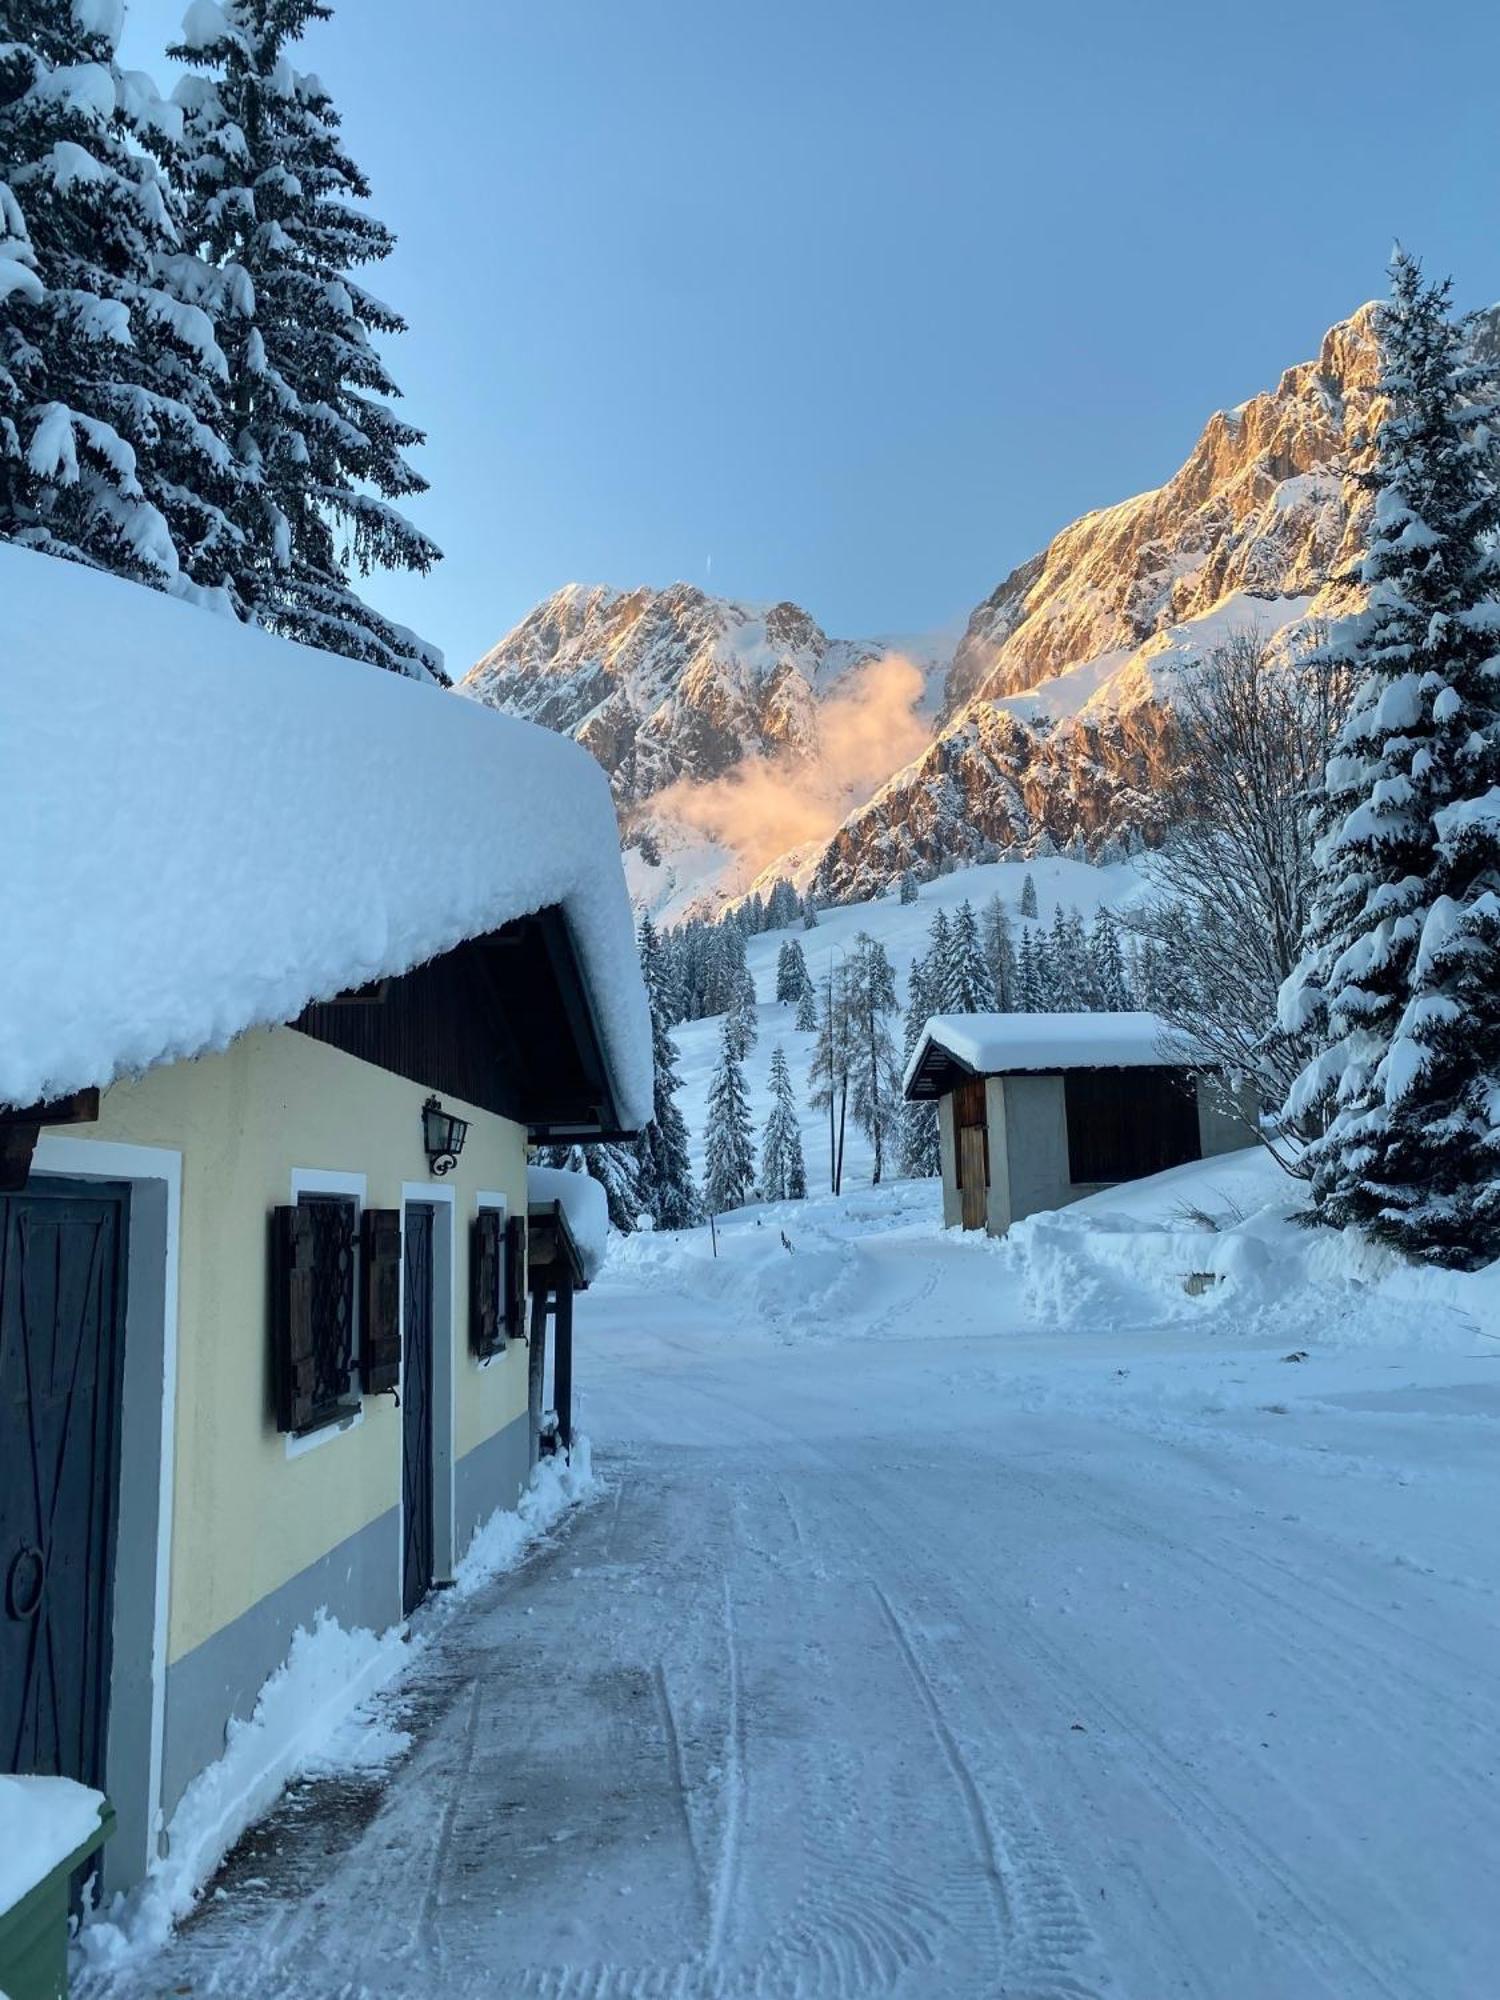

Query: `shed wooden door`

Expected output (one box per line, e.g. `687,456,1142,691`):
401,1203,436,1617
958,1128,988,1231
953,1077,990,1231
0,1182,128,1793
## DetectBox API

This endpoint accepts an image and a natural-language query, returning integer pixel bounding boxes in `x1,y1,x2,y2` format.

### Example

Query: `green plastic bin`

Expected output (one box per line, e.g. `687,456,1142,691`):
0,1798,114,2000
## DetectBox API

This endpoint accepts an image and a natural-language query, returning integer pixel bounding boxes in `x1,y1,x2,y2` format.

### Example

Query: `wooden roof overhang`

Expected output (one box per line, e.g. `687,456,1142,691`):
903,1040,981,1102
526,1198,590,1292
904,1042,1202,1103
296,904,636,1142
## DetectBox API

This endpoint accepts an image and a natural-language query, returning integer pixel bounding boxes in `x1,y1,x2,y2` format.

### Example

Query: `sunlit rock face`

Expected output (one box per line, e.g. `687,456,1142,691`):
946,308,1382,714
461,581,893,807
795,306,1405,903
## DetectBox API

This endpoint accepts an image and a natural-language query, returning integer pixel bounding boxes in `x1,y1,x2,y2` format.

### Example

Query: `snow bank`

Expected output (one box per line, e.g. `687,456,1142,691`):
904,1008,1192,1094
1002,1149,1500,1353
0,542,650,1127
76,1445,600,1973
600,1147,1499,1365
450,1434,598,1595
0,1775,107,1914
528,1164,609,1281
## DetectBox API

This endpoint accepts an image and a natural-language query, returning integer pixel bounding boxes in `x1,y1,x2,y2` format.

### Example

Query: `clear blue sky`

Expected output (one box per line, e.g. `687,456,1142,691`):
121,0,1498,673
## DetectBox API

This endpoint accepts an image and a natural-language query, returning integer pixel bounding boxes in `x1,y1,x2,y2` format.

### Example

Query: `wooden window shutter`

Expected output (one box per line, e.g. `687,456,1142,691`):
504,1215,527,1341
361,1209,403,1395
271,1204,319,1432
471,1208,504,1357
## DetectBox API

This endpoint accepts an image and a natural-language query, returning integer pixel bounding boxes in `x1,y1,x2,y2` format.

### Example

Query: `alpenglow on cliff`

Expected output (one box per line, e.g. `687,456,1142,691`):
463,305,1471,913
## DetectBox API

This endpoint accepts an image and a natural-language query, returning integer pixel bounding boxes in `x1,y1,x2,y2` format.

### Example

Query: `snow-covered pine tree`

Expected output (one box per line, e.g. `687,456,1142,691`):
898,868,919,905
726,962,758,1059
897,945,942,1177
1016,927,1047,1011
1089,908,1131,1010
759,1045,807,1201
0,3,239,595
845,932,901,1183
941,900,996,1012
764,877,800,929
632,913,699,1230
1052,906,1093,1007
794,978,818,1033
167,0,442,674
1280,251,1500,1265
980,895,1018,1009
802,896,819,930
538,1141,639,1233
775,937,812,1005
925,906,951,994
701,919,748,1017
1020,872,1039,919
703,1013,755,1214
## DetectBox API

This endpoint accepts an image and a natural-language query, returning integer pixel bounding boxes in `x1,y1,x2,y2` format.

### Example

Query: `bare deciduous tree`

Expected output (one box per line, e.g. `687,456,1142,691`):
1123,629,1353,1168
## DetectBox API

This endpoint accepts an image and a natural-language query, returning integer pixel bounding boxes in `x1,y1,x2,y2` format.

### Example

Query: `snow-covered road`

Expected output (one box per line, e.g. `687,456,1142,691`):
92,1227,1500,1999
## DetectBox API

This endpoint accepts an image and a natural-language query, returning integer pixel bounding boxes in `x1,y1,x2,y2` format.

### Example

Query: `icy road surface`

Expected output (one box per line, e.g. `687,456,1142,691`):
90,1222,1500,1997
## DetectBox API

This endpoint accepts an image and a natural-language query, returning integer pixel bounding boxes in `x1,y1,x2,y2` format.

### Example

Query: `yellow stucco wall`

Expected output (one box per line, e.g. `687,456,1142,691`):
49,1025,528,1662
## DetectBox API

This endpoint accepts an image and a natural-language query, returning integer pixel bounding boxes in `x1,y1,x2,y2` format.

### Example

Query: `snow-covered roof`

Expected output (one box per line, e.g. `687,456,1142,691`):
527,1164,609,1284
903,1011,1201,1098
0,543,651,1127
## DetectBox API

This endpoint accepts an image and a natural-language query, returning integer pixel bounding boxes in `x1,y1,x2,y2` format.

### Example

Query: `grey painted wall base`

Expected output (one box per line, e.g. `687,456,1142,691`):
454,1412,531,1562
160,1505,400,1824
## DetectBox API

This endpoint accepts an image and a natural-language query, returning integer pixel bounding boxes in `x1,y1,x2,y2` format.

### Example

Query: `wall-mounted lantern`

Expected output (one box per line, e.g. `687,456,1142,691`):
422,1096,469,1176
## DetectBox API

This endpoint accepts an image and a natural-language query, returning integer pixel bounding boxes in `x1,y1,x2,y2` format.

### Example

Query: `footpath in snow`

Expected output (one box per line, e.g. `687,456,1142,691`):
81,1156,1500,1998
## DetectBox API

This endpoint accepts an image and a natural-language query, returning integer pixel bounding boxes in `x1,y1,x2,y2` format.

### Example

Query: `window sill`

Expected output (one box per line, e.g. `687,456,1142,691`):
285,1401,365,1460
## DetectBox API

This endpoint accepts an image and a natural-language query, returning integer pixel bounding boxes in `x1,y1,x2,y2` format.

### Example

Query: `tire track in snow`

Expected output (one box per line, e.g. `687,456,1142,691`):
872,1581,1013,1943
417,1673,485,1976
877,1462,1433,2000
1002,1458,1500,1831
653,1660,711,1924
705,1575,746,1973
871,1580,1103,2000
996,1600,1423,2000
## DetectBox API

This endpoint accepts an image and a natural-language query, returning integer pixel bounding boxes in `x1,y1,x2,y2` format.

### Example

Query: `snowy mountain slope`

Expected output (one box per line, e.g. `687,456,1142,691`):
460,581,955,829
672,854,1146,1197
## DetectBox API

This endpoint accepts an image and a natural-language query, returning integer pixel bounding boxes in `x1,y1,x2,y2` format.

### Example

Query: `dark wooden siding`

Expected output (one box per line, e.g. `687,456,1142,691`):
294,909,622,1135
951,1076,990,1191
1064,1067,1201,1184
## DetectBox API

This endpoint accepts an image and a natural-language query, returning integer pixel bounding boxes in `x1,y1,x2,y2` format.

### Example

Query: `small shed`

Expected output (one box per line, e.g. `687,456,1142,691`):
902,1012,1247,1235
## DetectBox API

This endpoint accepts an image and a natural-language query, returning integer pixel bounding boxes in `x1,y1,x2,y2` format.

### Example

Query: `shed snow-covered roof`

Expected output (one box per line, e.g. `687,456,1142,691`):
903,1011,1202,1100
0,543,651,1126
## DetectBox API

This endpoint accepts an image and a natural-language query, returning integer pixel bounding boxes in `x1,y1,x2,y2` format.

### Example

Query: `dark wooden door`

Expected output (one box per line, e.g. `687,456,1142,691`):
1,1181,128,1793
401,1204,435,1617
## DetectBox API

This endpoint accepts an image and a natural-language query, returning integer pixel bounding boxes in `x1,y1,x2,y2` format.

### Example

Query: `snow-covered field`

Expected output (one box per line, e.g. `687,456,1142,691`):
674,853,1144,1191
86,1152,1500,1998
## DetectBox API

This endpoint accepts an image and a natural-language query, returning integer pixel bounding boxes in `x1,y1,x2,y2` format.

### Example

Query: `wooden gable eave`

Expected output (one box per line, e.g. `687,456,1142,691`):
293,904,634,1142
904,1040,979,1103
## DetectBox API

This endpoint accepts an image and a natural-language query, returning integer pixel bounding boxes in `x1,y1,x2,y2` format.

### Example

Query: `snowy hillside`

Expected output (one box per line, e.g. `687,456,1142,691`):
670,854,1144,1195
